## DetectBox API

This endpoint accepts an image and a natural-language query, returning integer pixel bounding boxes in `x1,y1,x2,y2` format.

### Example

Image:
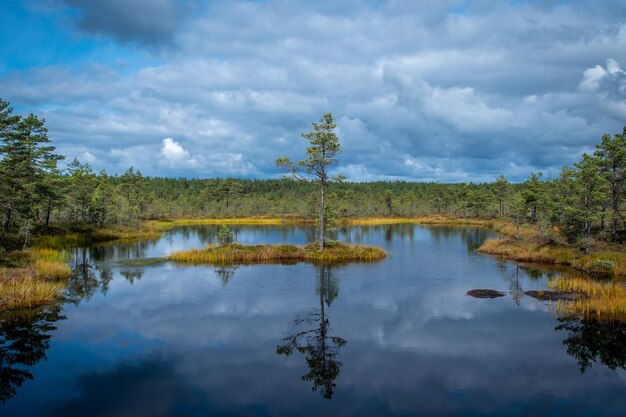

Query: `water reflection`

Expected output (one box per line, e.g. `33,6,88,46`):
277,265,346,399
556,317,626,373
214,265,239,286
66,247,113,301
0,305,64,403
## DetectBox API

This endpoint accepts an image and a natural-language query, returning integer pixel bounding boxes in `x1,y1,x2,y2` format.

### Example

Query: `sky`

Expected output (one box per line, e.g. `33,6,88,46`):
1,0,625,182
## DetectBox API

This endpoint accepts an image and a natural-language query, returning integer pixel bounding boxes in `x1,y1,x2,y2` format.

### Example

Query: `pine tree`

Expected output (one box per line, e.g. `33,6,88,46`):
594,128,626,241
277,113,343,249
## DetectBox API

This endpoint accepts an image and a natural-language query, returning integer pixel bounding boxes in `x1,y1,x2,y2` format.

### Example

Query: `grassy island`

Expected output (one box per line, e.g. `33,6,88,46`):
479,238,626,277
168,242,386,264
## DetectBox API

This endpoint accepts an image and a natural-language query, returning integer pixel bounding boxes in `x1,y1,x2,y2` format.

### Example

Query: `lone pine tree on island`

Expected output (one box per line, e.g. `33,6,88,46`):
276,113,344,250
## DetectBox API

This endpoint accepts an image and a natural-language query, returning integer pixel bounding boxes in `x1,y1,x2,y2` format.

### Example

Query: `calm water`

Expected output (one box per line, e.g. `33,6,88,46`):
1,225,625,416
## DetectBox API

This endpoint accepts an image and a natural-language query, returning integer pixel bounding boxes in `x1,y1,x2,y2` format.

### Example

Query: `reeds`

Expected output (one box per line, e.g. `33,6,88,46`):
550,276,626,322
0,275,64,309
0,248,70,309
28,248,71,280
169,242,387,264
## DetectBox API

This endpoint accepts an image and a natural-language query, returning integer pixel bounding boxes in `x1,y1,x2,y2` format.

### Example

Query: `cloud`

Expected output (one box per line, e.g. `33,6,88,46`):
580,59,626,118
3,1,626,181
160,137,197,167
58,0,185,45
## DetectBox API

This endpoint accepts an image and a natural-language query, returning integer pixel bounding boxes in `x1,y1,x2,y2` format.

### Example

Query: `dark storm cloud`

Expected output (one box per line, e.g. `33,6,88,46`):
60,0,185,45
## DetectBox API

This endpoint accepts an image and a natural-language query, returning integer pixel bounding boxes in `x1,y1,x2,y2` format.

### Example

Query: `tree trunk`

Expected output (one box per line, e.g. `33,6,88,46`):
319,181,325,250
45,200,52,227
3,204,12,233
583,220,590,253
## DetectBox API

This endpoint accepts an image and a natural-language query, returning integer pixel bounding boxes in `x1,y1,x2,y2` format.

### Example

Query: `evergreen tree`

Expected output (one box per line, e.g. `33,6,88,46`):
594,128,626,241
277,113,343,249
0,111,62,236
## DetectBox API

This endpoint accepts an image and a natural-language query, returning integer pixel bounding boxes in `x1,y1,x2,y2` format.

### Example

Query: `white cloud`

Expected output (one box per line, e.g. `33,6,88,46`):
160,137,197,167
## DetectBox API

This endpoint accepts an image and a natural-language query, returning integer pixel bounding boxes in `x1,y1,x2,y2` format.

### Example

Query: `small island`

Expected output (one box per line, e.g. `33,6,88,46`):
169,242,386,264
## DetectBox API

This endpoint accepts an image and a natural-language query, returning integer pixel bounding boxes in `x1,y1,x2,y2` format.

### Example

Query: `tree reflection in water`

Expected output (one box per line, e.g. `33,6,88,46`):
556,316,626,373
66,247,114,301
214,266,239,286
277,265,346,399
0,304,64,403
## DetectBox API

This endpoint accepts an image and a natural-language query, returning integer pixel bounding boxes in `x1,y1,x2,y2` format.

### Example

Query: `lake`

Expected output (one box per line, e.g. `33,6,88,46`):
1,224,625,416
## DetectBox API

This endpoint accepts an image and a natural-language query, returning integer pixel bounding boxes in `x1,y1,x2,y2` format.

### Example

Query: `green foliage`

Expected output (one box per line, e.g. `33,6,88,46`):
594,128,626,240
0,101,63,237
0,97,625,251
587,260,616,275
216,224,234,245
276,113,343,249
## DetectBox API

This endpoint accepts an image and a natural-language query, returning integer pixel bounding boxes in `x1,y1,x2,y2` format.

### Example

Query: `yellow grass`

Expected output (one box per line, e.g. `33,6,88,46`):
169,242,386,264
478,239,626,277
550,276,626,322
0,274,65,309
0,248,70,309
26,248,71,280
344,216,493,226
151,218,312,227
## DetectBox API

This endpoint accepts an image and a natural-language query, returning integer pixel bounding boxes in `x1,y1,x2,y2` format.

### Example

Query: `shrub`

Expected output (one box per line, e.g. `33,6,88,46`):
216,225,234,245
587,260,616,275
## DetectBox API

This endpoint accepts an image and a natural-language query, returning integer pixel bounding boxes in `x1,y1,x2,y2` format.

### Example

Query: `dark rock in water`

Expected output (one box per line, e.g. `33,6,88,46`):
467,289,506,299
525,290,586,301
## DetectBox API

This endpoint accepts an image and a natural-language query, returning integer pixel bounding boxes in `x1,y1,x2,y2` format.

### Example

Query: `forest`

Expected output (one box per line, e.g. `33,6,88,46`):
1,97,625,257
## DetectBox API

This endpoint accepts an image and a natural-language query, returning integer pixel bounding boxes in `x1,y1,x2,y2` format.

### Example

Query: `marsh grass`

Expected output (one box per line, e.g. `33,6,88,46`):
550,276,626,322
0,248,70,309
169,242,386,265
27,248,71,280
0,276,64,309
344,217,494,226
478,239,626,277
35,227,162,249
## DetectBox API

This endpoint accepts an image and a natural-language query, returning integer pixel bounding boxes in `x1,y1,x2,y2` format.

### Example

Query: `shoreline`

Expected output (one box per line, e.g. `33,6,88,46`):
3,216,624,310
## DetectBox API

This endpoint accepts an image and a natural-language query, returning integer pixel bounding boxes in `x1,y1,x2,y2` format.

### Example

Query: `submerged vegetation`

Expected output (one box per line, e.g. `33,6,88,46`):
551,276,626,322
169,242,386,265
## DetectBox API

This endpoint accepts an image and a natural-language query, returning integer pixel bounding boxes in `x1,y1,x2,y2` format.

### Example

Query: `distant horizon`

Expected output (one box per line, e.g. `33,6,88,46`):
2,1,625,182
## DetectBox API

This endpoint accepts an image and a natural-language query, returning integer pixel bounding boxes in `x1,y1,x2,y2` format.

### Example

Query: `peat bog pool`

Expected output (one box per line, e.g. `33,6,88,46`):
1,224,625,416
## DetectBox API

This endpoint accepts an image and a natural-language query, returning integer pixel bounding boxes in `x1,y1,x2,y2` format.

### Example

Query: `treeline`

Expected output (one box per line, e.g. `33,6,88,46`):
1,98,624,252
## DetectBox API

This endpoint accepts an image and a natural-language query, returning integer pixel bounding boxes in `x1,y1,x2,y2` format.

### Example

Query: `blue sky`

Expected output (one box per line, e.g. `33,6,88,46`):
1,0,625,181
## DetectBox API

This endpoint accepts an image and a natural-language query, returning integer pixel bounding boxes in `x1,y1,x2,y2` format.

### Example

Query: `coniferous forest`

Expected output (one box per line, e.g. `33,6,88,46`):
1,97,625,255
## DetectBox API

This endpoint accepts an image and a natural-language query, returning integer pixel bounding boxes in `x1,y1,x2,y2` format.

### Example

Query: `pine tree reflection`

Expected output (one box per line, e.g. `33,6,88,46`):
277,265,346,399
0,304,64,403
214,266,239,286
556,316,626,373
66,247,113,301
